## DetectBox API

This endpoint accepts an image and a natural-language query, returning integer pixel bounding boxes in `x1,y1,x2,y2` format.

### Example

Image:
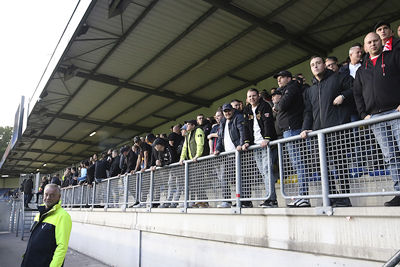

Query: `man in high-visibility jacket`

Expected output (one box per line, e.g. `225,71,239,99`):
21,184,72,267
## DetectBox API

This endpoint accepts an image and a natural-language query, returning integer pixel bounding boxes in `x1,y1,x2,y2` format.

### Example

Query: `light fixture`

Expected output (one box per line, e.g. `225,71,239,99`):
1,175,9,178
43,163,47,167
36,169,40,171
89,131,96,137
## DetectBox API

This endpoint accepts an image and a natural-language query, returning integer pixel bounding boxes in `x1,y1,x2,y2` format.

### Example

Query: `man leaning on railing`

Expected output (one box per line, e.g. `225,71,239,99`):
353,32,400,206
242,88,278,208
214,103,245,208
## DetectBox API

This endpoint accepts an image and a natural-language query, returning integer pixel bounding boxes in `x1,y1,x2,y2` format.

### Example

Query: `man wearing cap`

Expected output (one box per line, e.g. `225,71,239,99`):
242,88,277,208
150,138,179,208
214,103,245,208
353,32,400,206
133,136,152,172
273,70,310,207
301,55,353,207
179,120,208,208
375,21,399,52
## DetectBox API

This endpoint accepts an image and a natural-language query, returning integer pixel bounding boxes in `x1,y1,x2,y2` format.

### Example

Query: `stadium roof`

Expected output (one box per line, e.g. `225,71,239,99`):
2,0,400,175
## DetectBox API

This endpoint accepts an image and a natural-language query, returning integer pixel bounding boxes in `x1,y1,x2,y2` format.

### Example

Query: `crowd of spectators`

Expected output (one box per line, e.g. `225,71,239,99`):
52,21,400,209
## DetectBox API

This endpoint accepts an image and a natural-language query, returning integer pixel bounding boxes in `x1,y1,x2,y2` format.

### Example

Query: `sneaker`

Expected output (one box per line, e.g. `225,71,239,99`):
240,201,253,208
195,202,209,208
331,197,352,207
259,200,278,208
132,203,145,208
287,199,310,208
217,201,231,208
158,203,170,208
384,196,400,206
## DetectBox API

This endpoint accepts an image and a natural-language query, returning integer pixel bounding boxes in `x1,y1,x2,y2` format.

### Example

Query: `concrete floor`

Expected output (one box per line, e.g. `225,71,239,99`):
0,232,109,267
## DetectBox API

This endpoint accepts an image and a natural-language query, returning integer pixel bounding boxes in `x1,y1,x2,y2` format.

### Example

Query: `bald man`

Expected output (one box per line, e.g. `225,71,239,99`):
21,184,72,266
353,32,400,206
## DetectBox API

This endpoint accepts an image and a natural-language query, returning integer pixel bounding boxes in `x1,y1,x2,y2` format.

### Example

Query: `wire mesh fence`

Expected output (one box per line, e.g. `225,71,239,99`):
276,135,322,199
58,112,400,211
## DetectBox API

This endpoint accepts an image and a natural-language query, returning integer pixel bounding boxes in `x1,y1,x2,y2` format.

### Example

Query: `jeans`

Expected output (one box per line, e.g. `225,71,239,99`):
251,147,277,201
165,170,182,202
283,129,308,196
370,109,400,191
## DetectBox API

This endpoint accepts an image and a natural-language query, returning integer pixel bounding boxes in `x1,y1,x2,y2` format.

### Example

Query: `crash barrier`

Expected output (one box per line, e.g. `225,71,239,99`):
60,111,400,213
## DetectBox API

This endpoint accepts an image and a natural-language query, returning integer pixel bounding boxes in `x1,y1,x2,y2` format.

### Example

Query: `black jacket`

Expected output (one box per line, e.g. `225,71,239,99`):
109,155,121,177
94,159,109,180
87,164,95,184
216,110,245,152
274,80,304,131
243,99,277,144
353,48,400,119
126,149,138,173
24,178,33,195
302,69,353,131
151,140,178,167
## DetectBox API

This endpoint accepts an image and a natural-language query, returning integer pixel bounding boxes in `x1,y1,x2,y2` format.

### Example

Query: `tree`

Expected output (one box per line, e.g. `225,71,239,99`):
0,126,13,158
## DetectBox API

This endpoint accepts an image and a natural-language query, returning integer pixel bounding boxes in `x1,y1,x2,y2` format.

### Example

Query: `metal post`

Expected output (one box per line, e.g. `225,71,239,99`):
21,203,25,240
16,206,20,237
136,173,140,206
72,187,76,209
317,133,333,215
122,174,129,211
183,162,189,213
278,143,285,197
267,145,272,200
62,189,66,207
105,179,111,211
234,150,241,214
91,182,96,210
80,185,84,209
383,250,400,267
148,171,154,212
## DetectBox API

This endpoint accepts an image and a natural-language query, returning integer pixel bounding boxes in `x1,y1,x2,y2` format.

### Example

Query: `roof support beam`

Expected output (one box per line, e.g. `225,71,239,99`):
58,67,210,107
202,0,326,55
40,112,151,132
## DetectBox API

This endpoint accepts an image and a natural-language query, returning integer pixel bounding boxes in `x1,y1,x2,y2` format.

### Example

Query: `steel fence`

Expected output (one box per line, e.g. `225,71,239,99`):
59,112,400,214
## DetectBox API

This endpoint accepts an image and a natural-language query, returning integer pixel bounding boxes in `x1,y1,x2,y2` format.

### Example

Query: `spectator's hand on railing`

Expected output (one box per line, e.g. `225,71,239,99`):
236,145,242,151
150,166,156,171
140,168,146,173
242,143,249,151
179,160,184,166
364,115,371,120
260,140,269,148
300,130,312,139
192,156,198,162
214,150,220,156
333,95,344,105
397,105,400,112
156,160,162,166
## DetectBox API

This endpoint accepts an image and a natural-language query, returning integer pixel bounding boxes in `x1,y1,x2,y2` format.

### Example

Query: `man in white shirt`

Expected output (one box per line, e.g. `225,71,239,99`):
214,103,245,208
242,88,278,208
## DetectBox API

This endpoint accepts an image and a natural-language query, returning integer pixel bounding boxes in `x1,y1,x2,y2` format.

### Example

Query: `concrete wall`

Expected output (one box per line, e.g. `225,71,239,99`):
67,207,398,266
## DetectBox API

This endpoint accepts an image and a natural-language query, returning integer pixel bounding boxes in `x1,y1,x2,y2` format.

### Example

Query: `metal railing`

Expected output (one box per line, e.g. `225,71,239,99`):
60,112,400,214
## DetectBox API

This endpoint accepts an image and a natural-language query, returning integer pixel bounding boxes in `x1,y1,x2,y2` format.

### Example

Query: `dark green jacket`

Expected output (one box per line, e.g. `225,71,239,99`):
21,202,72,267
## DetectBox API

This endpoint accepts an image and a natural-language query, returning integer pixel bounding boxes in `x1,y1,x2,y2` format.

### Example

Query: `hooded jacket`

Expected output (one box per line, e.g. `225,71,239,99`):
353,47,400,119
21,202,72,267
216,110,245,152
274,80,304,131
243,99,277,144
302,69,353,131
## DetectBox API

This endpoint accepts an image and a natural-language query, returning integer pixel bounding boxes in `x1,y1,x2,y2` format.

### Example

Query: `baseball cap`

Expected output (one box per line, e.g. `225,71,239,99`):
222,103,233,111
271,90,282,96
184,119,197,126
273,70,292,79
181,124,187,130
